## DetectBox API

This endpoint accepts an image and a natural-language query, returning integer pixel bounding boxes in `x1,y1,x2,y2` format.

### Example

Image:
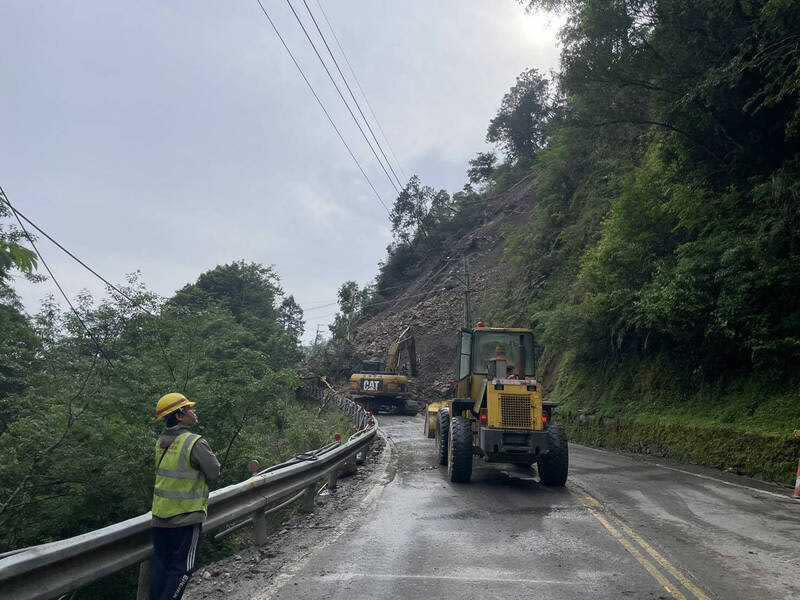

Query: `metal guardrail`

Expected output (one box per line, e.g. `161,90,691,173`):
0,380,376,600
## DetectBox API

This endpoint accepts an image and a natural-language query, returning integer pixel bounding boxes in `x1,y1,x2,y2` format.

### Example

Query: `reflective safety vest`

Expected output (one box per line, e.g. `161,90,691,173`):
152,431,209,519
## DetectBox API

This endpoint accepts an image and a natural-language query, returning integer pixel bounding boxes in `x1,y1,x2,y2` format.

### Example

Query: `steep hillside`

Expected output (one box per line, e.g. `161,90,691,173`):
345,1,800,486
352,174,535,400
351,170,800,486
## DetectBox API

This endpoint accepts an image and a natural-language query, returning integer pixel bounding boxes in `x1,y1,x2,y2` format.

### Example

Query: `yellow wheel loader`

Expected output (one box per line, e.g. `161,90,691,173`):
425,322,568,485
350,326,418,414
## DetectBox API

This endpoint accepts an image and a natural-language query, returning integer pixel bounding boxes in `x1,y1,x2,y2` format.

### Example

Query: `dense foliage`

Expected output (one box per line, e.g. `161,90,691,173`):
372,178,486,301
0,259,348,554
488,0,800,379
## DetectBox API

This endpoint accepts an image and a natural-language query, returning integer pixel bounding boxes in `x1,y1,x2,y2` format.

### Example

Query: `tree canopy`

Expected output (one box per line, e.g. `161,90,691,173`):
0,261,336,566
494,0,800,374
486,68,554,161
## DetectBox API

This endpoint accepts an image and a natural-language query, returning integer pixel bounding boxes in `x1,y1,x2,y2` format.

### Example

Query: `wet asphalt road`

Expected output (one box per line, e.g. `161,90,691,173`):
264,415,800,600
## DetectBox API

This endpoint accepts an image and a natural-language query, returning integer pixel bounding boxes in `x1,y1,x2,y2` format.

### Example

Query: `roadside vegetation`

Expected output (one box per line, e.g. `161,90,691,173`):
333,0,800,483
489,0,800,482
0,225,350,556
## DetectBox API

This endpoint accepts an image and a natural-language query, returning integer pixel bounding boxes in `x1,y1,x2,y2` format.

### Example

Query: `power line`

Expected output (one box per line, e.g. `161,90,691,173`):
255,0,391,214
303,278,426,311
302,277,420,307
303,256,461,312
314,0,407,183
283,0,400,195
0,187,141,389
304,300,339,312
301,0,403,189
5,199,179,384
9,204,157,317
305,278,487,327
312,284,461,316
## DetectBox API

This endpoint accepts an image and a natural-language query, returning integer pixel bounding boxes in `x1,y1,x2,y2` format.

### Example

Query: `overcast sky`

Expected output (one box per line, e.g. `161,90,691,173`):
1,1,561,343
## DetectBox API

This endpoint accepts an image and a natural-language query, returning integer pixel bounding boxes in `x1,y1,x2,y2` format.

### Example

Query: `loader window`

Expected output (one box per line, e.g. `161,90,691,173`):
458,331,472,379
472,332,534,377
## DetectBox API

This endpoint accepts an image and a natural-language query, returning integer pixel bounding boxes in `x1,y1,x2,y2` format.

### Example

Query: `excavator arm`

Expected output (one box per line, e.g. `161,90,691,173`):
386,326,418,376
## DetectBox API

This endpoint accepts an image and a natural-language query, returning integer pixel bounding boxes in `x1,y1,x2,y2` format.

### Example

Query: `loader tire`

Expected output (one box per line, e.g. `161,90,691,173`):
447,416,473,483
436,411,450,465
538,425,569,487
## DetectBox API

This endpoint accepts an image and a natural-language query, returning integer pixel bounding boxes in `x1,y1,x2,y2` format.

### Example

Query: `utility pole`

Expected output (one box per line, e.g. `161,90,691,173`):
312,324,323,349
463,257,472,329
453,256,473,328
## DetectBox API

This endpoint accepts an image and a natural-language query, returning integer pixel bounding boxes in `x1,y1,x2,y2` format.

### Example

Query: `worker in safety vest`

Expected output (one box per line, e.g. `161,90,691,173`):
150,392,220,600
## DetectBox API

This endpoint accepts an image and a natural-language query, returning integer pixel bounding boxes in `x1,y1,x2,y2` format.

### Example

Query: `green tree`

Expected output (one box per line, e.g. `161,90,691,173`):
171,261,301,367
0,203,37,284
278,295,305,342
486,68,553,160
502,0,800,373
467,152,497,186
0,263,332,558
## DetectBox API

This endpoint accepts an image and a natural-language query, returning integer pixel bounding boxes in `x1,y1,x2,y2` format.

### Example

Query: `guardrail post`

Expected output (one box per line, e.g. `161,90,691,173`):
340,453,358,477
355,449,366,465
327,468,338,491
253,509,269,545
136,560,151,600
300,484,317,513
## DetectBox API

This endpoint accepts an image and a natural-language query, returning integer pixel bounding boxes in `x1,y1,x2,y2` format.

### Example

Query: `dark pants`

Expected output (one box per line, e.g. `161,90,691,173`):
150,524,201,600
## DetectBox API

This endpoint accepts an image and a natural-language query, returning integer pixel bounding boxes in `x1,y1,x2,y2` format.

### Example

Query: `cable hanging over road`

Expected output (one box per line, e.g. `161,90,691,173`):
303,256,463,313
0,187,150,389
301,0,404,189
255,0,391,215
283,0,400,195
0,186,179,385
314,0,407,184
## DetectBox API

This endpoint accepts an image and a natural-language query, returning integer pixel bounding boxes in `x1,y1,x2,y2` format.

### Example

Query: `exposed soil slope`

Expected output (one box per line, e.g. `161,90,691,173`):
352,175,535,403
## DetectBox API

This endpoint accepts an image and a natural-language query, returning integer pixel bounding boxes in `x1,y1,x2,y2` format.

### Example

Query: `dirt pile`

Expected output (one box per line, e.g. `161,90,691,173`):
352,175,536,403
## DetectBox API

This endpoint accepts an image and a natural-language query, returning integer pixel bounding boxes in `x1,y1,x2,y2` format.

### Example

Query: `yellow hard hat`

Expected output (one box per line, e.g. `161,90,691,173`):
154,392,195,422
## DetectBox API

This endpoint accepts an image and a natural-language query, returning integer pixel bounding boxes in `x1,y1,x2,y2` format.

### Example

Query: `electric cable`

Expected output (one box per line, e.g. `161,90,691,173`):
303,278,424,310
255,0,391,214
8,204,157,317
302,277,425,308
1,187,144,391
301,0,403,189
314,0,407,183
307,284,460,316
283,0,400,194
303,300,339,311
3,198,179,384
303,256,461,312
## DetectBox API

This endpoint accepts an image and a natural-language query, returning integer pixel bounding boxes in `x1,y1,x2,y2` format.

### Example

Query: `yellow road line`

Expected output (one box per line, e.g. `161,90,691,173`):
580,498,688,600
576,493,713,599
615,520,711,600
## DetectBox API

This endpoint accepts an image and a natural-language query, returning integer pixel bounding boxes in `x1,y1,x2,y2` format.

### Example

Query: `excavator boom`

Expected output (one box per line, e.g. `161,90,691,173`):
350,325,418,414
386,326,418,376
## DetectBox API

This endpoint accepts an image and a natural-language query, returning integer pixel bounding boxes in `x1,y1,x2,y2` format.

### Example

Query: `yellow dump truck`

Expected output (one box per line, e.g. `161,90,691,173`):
424,322,567,485
350,327,417,414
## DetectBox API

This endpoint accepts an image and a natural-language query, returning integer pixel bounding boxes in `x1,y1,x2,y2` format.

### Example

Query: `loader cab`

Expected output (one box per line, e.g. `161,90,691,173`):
455,324,536,399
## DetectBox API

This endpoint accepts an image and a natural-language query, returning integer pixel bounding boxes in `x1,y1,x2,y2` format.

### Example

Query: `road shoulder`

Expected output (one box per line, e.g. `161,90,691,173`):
184,431,393,600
